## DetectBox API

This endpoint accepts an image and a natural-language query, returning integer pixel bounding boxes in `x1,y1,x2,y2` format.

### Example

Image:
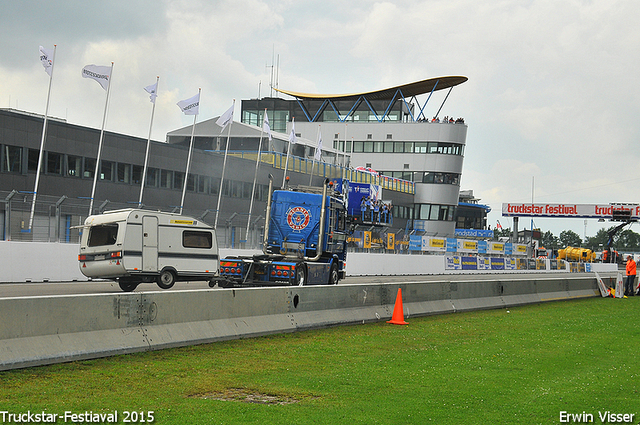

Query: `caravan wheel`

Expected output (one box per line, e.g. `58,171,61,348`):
157,269,176,289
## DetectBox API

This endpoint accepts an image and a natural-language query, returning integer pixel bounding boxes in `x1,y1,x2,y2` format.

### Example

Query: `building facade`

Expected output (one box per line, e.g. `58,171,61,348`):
1,75,486,246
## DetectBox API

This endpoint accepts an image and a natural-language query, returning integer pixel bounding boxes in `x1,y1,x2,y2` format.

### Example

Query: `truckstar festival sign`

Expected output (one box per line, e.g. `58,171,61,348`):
502,203,640,220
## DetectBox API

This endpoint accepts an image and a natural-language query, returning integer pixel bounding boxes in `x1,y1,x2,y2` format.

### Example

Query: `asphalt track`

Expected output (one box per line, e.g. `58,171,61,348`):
0,272,611,299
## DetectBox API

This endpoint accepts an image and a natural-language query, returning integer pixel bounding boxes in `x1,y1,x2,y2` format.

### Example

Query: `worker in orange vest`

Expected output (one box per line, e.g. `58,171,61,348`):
625,255,636,296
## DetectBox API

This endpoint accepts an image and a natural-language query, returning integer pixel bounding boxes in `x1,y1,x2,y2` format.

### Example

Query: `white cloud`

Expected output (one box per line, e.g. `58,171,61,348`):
2,0,640,238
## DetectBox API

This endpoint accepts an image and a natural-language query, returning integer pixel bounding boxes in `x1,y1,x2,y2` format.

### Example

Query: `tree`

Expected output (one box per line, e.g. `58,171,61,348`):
493,227,511,239
585,228,609,251
615,229,640,250
559,230,582,247
541,231,560,249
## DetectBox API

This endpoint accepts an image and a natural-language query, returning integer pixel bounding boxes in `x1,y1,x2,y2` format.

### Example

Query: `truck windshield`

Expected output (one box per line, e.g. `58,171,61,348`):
87,224,119,247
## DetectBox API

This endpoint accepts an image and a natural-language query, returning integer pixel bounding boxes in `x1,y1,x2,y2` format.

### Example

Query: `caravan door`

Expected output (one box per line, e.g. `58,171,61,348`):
142,215,159,272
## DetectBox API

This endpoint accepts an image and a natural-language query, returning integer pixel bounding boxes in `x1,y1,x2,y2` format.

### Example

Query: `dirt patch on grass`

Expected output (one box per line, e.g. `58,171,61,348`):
190,388,303,405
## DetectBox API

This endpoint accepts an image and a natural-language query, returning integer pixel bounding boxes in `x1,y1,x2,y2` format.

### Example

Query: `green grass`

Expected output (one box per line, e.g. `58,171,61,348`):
1,297,639,424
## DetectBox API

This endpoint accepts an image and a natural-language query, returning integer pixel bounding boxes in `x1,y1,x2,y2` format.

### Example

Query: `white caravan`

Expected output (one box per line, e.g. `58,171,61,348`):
78,209,219,291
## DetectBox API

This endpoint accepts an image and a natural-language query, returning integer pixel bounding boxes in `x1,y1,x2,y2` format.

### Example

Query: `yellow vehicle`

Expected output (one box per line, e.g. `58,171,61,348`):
557,246,596,262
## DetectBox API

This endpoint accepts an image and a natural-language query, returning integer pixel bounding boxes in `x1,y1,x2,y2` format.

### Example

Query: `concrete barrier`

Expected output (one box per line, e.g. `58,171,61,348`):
0,274,605,371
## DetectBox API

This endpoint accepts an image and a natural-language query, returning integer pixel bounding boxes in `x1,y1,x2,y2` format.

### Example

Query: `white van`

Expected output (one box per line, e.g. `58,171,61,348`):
78,209,219,291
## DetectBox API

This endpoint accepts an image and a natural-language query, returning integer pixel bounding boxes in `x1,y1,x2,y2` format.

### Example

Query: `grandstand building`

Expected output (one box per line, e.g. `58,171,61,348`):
0,76,484,246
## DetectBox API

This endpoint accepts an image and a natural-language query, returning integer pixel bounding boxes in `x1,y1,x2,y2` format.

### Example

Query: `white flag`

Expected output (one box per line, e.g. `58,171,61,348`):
314,131,322,161
144,81,158,103
177,92,200,115
263,112,272,141
216,103,234,129
39,46,54,76
289,118,297,145
82,64,111,90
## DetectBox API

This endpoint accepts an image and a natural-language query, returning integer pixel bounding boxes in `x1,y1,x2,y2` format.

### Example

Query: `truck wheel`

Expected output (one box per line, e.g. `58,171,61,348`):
119,280,139,292
295,264,307,286
328,262,339,285
157,269,176,289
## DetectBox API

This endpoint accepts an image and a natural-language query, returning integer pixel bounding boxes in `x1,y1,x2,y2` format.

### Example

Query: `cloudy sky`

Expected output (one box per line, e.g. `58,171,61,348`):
2,0,639,240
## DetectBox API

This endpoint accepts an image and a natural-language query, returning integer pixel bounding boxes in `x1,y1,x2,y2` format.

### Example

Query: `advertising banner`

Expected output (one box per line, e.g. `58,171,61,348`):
458,240,478,253
445,256,461,270
363,231,372,249
428,237,446,252
454,229,494,238
387,233,395,250
461,256,478,270
491,257,505,270
502,203,640,219
409,235,422,251
488,242,504,255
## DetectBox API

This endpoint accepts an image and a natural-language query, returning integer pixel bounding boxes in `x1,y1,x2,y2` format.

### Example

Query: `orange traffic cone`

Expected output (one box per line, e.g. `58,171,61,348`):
387,288,408,325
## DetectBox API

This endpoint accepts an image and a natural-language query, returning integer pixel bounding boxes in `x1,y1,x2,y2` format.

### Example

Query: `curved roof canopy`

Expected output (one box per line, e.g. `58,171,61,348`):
275,76,468,101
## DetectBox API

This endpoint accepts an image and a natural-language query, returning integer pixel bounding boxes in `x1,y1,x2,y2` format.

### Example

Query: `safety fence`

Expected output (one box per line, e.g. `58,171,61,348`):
226,151,415,194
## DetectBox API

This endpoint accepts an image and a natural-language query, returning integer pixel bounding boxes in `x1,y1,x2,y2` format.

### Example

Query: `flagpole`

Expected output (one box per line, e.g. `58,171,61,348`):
309,125,320,185
29,45,56,231
139,76,159,208
282,117,294,188
180,88,200,215
245,108,266,244
88,62,114,216
214,99,235,229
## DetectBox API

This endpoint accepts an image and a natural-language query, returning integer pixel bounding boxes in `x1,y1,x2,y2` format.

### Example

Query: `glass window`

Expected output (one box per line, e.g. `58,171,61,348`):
187,174,196,192
100,161,113,181
146,168,158,187
242,110,258,127
353,141,364,153
414,142,427,153
28,149,41,173
84,158,95,178
429,205,439,220
198,175,208,193
88,224,118,247
173,171,184,189
363,141,374,153
182,230,213,249
243,182,252,198
222,180,231,196
418,204,430,220
132,165,142,184
3,145,23,173
47,151,62,175
438,205,449,221
160,169,172,188
211,177,220,195
374,141,384,153
393,142,403,153
67,155,82,177
117,163,131,183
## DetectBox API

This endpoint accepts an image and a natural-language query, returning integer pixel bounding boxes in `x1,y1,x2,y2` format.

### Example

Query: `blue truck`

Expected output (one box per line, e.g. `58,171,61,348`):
214,176,348,287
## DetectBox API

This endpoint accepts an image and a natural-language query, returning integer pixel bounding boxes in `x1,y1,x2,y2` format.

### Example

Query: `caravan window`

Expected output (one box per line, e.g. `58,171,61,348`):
88,224,119,247
183,230,213,249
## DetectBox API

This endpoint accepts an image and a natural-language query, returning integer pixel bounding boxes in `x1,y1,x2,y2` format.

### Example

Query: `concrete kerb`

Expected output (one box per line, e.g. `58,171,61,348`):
0,275,603,371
